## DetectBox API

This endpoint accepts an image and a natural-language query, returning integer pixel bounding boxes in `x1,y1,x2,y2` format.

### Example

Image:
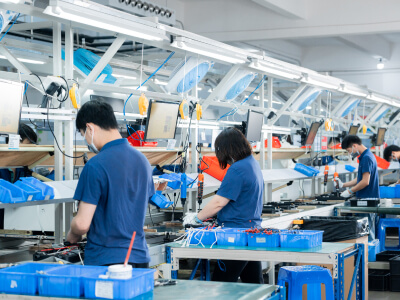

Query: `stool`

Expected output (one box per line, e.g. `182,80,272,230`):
377,218,400,252
278,265,334,300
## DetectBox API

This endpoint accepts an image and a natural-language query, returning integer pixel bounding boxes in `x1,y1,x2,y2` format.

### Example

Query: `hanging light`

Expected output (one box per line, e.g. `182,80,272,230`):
377,58,384,70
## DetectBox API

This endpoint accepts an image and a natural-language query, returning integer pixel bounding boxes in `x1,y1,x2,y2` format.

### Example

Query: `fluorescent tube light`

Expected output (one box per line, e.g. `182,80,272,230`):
249,60,302,80
154,79,168,85
0,55,46,64
113,74,137,80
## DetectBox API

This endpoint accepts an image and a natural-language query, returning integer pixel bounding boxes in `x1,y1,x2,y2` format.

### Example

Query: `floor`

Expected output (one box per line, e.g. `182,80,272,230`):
369,291,400,299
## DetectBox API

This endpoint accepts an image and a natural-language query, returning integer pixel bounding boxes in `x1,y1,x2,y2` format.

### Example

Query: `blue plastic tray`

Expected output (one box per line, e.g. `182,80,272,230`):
294,164,319,177
150,191,173,209
189,228,218,246
280,230,323,249
84,268,155,300
247,232,280,248
216,228,248,246
345,165,356,172
159,173,195,190
38,265,108,298
380,186,396,199
0,179,26,203
14,180,41,201
0,263,63,295
369,239,380,262
20,177,54,200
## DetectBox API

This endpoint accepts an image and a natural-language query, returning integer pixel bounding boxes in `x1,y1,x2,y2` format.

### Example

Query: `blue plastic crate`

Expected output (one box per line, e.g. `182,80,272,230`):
216,228,248,246
20,177,54,200
247,232,280,248
0,179,26,203
294,164,319,177
188,228,218,246
380,186,396,199
149,191,173,209
345,165,356,172
0,263,63,295
280,230,323,249
38,265,108,298
14,180,41,201
159,173,195,190
396,185,400,198
84,268,155,300
369,239,380,262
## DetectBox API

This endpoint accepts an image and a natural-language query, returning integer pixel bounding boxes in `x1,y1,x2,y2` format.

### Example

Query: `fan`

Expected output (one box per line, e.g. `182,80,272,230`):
0,10,16,33
166,57,213,93
216,69,257,102
290,86,322,112
335,97,361,117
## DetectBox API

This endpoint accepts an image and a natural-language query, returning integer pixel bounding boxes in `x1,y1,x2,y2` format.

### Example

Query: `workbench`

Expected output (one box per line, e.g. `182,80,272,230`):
335,204,400,215
0,280,285,300
165,242,365,300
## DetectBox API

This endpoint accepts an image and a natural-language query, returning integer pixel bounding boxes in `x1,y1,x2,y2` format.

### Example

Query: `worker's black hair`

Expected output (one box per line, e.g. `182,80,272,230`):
76,100,118,132
214,127,252,169
341,135,362,149
384,145,400,162
5,124,37,144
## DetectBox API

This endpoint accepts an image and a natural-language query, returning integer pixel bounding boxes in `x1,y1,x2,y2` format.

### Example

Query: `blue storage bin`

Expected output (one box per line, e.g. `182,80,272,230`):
280,230,323,249
216,228,248,246
84,268,155,300
368,239,380,262
14,180,41,201
188,228,218,246
247,232,280,248
0,179,26,203
38,265,108,298
0,263,63,295
380,186,396,199
395,185,400,198
294,164,319,177
159,173,195,190
149,191,173,209
20,177,54,200
345,165,356,172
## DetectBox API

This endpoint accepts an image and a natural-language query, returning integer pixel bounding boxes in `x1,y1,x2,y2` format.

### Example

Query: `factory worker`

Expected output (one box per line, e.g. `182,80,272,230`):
335,135,379,239
384,145,400,185
66,100,155,267
184,127,263,284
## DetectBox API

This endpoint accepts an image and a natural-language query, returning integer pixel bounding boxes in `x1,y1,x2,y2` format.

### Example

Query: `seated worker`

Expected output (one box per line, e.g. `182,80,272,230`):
66,100,155,267
335,135,379,239
184,128,263,284
384,145,400,185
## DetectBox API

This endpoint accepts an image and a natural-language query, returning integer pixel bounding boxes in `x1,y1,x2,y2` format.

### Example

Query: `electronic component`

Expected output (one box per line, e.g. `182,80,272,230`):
334,172,340,190
323,165,329,186
181,173,187,208
245,110,264,142
144,100,180,140
197,173,204,210
303,121,323,146
376,127,387,146
348,124,360,135
0,79,24,135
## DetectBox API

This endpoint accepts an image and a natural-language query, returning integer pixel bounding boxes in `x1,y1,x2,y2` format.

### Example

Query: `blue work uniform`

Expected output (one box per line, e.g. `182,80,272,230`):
356,148,380,240
73,139,155,266
216,155,263,228
0,168,31,183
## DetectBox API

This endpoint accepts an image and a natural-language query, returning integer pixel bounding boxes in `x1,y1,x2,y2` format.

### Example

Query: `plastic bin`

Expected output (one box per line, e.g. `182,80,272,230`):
14,180,41,201
149,191,173,209
294,164,319,177
380,186,396,198
247,232,280,248
84,268,155,300
0,179,26,203
159,173,195,190
0,263,63,295
376,250,400,262
264,137,281,148
19,177,54,200
395,185,400,198
345,165,356,172
216,228,248,246
127,130,158,147
280,230,323,249
188,228,218,246
391,275,400,292
389,255,400,276
368,270,390,291
368,239,380,262
375,154,390,170
200,156,230,181
38,265,108,298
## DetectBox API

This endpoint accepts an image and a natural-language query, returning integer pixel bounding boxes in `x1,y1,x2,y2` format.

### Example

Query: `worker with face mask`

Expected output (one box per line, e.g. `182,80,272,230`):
384,145,400,185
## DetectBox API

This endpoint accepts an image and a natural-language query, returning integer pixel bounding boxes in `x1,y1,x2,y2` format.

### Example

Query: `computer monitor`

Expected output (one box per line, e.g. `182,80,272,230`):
348,125,360,135
376,127,387,146
245,110,264,142
90,95,124,112
0,79,24,135
144,100,180,140
304,122,322,146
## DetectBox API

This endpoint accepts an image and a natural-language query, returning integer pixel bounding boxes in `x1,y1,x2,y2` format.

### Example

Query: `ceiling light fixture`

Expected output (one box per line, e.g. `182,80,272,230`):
377,58,384,70
0,55,46,64
113,73,137,80
249,60,302,81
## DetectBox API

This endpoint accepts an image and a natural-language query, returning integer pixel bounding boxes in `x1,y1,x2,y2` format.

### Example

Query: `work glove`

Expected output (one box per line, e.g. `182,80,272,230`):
183,212,203,226
334,178,344,189
340,189,352,198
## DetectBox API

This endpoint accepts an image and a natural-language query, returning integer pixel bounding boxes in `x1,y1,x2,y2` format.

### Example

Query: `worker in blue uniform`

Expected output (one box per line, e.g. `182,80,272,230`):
335,135,380,239
384,145,400,185
66,100,155,267
184,127,264,283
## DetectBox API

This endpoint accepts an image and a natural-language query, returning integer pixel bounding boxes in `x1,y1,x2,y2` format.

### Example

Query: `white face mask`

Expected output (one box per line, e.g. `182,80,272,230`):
84,127,99,154
350,146,359,159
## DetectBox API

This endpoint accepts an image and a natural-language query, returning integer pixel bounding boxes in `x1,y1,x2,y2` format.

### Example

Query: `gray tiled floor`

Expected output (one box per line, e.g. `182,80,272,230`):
369,291,400,299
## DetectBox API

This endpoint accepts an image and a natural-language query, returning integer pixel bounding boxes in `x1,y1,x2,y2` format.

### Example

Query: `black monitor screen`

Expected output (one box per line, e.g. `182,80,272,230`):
348,125,360,135
304,122,322,146
246,110,264,142
0,80,24,135
376,127,387,146
90,95,124,112
144,100,180,140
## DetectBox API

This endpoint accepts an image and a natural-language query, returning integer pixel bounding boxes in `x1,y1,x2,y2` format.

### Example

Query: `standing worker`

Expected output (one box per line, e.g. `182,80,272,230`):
66,100,155,267
335,135,380,239
184,127,264,284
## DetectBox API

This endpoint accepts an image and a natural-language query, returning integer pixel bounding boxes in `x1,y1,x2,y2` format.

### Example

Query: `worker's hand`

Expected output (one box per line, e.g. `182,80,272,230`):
183,212,203,226
334,178,344,189
340,189,352,198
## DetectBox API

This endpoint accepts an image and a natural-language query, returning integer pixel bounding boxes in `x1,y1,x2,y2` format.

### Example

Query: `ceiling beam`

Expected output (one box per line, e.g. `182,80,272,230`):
338,34,392,61
252,0,307,20
6,21,53,32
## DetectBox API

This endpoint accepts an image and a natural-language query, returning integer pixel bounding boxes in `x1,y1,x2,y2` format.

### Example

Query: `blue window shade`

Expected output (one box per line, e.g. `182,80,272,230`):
375,108,390,121
297,91,320,111
340,100,361,117
177,62,211,93
225,74,256,100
